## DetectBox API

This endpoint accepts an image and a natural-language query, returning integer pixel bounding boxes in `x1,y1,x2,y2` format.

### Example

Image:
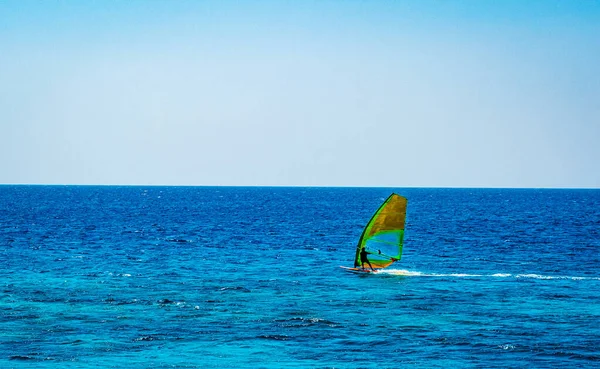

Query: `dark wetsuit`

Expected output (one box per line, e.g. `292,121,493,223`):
360,248,374,270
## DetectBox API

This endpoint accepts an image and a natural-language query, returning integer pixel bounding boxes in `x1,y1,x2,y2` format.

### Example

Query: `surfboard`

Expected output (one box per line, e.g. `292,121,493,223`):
340,266,379,274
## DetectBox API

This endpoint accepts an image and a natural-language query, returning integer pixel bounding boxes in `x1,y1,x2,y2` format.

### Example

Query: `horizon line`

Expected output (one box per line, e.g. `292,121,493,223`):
1,183,598,190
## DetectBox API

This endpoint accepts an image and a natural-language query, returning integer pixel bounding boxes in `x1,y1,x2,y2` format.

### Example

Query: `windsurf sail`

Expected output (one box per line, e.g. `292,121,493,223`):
353,193,407,269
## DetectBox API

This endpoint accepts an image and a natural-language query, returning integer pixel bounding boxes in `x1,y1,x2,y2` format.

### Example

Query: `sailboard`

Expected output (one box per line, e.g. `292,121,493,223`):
341,193,408,274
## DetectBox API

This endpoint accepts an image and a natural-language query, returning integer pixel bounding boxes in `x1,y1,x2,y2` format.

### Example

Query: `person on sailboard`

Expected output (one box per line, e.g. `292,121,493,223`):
360,247,375,271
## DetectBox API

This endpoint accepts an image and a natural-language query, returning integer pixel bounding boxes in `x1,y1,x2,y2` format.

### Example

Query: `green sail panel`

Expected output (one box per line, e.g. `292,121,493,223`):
354,193,407,269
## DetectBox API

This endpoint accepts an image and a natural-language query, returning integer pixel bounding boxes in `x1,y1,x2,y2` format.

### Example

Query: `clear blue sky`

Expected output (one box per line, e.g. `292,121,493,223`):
1,0,599,187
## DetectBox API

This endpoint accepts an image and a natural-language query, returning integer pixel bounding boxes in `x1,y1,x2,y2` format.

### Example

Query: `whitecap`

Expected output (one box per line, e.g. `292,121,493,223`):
516,274,558,280
381,269,423,276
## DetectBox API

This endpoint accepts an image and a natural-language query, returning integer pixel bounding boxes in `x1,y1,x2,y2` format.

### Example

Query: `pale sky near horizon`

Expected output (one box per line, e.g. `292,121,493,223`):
1,1,599,188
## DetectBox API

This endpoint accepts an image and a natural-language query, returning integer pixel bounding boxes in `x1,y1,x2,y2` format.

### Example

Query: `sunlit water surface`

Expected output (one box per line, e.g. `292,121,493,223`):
1,186,599,368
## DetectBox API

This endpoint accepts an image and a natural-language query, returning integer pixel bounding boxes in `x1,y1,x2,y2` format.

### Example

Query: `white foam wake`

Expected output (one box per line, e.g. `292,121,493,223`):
378,269,600,280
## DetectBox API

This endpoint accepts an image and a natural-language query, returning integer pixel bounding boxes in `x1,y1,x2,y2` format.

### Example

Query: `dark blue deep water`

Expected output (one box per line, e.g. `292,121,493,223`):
1,186,599,368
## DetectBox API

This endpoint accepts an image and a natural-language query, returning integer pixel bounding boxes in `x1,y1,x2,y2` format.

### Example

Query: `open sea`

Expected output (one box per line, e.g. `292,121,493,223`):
1,186,599,368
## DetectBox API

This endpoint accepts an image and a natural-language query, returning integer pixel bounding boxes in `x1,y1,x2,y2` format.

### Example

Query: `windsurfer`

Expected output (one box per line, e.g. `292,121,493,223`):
360,248,375,271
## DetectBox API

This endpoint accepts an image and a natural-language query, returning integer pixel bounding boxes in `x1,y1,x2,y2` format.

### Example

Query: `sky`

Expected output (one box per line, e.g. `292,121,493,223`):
1,0,599,188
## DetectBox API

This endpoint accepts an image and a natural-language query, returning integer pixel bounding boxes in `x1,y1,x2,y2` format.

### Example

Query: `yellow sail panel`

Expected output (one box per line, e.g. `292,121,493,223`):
354,194,408,269
368,257,396,269
363,194,407,239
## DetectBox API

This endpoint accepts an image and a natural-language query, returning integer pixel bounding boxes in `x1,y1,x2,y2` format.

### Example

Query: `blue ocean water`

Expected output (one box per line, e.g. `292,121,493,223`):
1,186,599,368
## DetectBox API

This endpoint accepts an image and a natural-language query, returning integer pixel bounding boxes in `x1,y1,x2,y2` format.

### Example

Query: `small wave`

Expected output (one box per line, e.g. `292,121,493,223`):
166,238,192,243
256,334,289,341
134,335,162,342
516,274,559,280
499,344,516,350
273,316,338,328
218,286,251,292
10,355,35,361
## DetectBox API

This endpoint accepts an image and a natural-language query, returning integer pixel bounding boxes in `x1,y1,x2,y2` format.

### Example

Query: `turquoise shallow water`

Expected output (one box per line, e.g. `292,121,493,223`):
1,186,600,368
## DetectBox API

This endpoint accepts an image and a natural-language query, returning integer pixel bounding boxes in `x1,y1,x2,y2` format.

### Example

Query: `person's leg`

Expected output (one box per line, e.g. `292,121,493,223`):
367,261,375,271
